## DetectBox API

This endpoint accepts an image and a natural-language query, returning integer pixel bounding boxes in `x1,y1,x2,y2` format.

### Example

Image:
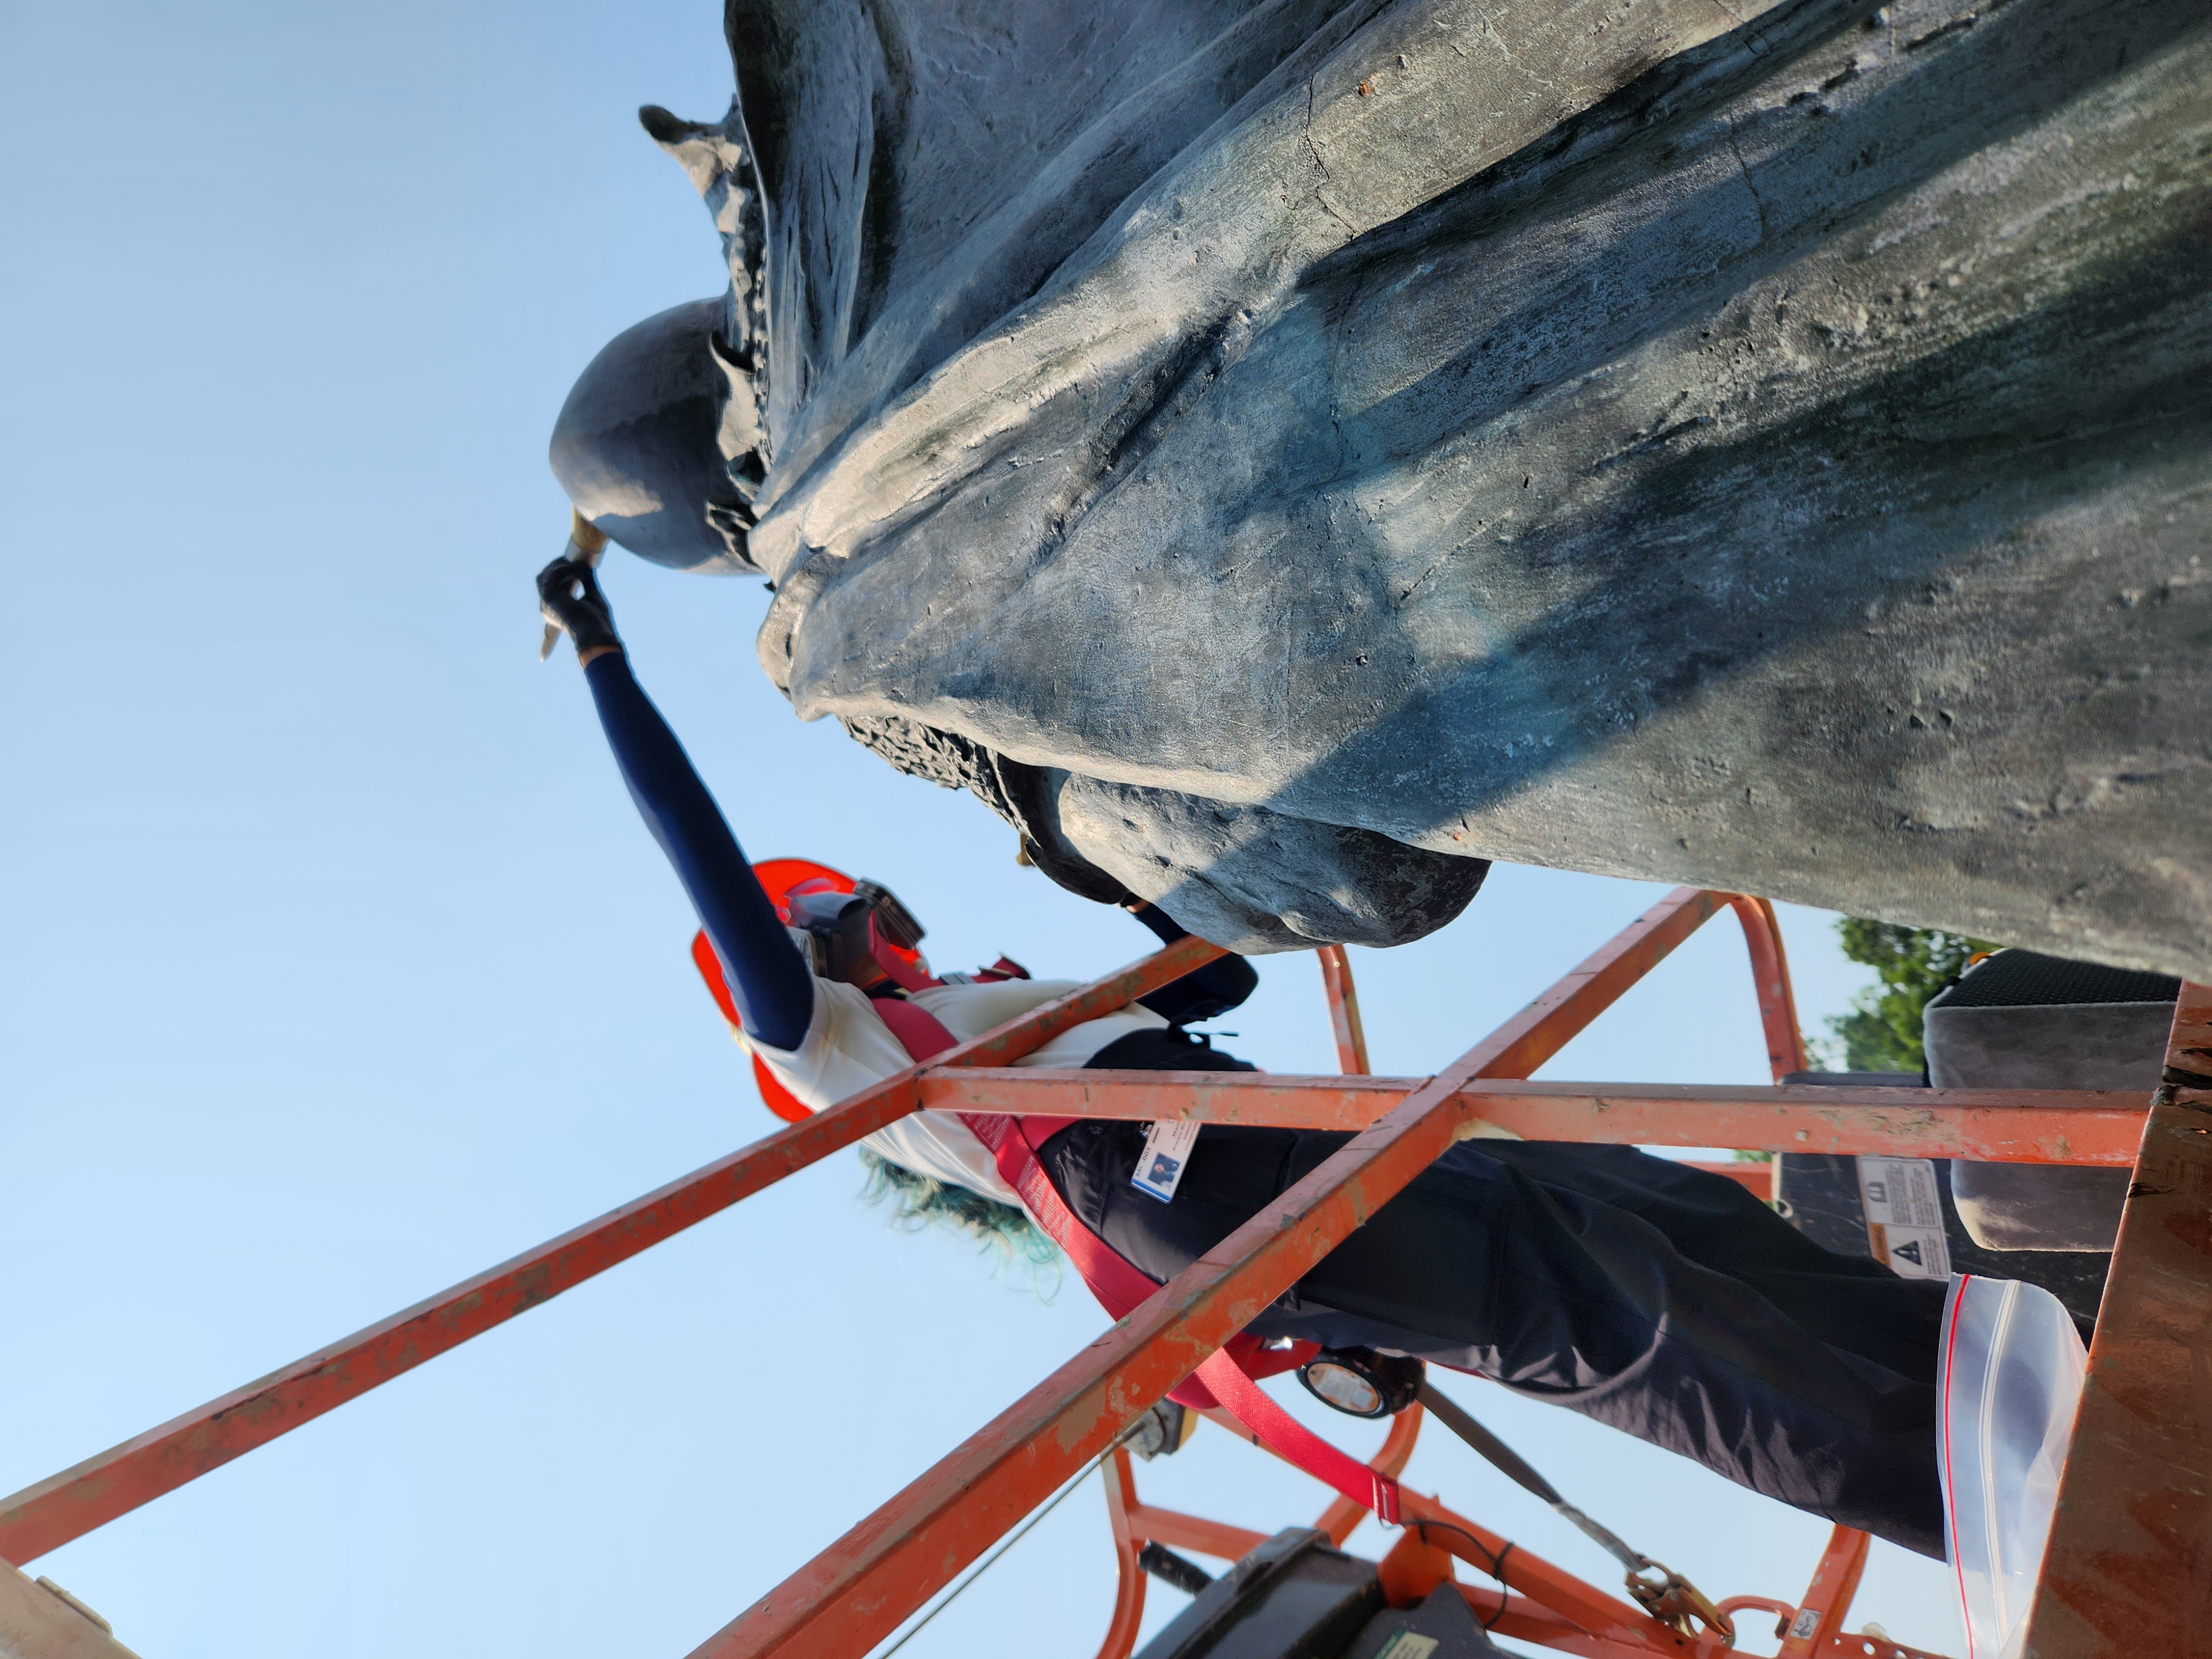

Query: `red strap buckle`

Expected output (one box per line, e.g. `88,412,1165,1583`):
1372,1473,1401,1526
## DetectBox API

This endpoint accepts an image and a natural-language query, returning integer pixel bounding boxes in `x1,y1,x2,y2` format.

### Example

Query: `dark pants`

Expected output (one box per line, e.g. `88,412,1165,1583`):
1038,1121,1948,1557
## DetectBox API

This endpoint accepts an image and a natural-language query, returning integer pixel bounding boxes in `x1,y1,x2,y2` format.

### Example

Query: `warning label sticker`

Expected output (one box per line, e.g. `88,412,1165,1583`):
1856,1156,1952,1280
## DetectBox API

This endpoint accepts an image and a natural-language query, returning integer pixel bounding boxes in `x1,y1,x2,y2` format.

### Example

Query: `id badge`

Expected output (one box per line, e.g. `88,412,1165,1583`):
1132,1119,1202,1204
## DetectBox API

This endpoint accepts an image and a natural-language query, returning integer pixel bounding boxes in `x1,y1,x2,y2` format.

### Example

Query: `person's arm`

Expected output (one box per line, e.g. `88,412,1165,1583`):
1125,901,1258,1026
541,557,814,1050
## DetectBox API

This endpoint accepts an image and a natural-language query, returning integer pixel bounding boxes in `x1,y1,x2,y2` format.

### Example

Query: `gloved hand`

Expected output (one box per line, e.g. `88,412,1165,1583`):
536,555,623,656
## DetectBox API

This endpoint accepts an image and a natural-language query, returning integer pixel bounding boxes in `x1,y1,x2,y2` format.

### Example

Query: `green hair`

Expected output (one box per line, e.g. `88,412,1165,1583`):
857,1147,1062,1290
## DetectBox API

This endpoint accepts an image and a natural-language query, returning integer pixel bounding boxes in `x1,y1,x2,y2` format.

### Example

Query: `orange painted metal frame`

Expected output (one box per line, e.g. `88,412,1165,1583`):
1316,943,1371,1076
1095,1448,1148,1659
689,888,1747,1657
916,1072,2146,1162
1777,1525,1870,1656
0,936,1224,1568
2016,980,2212,1658
8,889,2173,1659
1729,894,1809,1082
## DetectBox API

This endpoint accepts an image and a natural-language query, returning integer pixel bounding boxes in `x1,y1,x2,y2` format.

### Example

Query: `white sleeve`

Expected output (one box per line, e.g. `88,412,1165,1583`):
907,980,1167,1065
745,978,1024,1208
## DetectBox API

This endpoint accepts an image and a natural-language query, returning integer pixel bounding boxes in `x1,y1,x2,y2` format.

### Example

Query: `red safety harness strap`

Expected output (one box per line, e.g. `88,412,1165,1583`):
1193,1350,1403,1524
863,991,1403,1525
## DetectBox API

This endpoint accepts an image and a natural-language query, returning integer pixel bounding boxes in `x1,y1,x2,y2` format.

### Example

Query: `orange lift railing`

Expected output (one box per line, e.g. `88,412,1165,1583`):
2,888,2200,1659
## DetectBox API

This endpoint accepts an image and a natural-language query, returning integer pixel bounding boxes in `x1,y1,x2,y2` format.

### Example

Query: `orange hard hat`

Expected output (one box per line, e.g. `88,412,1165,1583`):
688,859,933,1122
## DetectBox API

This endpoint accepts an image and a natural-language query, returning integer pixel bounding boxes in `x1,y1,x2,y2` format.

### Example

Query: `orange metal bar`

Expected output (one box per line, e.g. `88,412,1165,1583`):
1466,1577,1955,1659
1121,1506,1270,1564
2017,982,2212,1658
1776,1525,1870,1657
1397,1536,1683,1659
1473,1590,1665,1659
1460,887,1727,1079
1728,895,1809,1081
1317,945,1371,1075
1807,1631,1953,1659
0,936,1223,1568
1093,1449,1147,1659
1396,1491,1677,1656
1377,1525,1461,1611
689,888,1728,1658
919,1072,2144,1164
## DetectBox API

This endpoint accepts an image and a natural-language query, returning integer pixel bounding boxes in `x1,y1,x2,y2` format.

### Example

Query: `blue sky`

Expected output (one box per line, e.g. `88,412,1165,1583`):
0,4,1963,1655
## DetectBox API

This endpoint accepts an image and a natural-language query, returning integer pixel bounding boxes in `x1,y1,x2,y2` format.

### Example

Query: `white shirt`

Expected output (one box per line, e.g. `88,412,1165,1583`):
744,976,1168,1209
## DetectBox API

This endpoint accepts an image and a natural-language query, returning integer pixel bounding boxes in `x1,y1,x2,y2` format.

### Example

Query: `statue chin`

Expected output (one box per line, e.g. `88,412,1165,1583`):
554,0,2212,973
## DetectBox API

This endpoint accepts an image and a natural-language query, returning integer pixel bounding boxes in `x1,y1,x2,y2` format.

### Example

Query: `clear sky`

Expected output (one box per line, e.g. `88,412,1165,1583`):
0,4,1964,1656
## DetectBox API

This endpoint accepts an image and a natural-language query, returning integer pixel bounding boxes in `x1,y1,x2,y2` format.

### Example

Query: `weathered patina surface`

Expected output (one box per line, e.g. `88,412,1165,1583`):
555,0,2211,965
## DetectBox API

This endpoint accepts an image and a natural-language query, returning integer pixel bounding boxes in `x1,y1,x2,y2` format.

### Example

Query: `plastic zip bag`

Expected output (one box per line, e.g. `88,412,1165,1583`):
1938,1274,2088,1659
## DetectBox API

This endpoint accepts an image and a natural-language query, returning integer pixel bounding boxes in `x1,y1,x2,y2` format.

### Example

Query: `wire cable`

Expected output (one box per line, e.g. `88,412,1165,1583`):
1486,1542,1515,1629
872,1439,1124,1658
1405,1516,1507,1584
1402,1516,1517,1632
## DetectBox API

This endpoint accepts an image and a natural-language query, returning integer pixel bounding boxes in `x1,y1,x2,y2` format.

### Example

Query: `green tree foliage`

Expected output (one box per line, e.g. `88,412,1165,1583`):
1825,919,2000,1072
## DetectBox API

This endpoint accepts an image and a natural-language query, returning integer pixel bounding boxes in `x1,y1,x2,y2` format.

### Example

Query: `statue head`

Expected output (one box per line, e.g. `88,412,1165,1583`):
548,104,769,575
548,299,763,573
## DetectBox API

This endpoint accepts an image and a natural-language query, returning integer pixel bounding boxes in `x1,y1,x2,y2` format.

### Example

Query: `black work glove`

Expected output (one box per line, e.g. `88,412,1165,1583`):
536,555,623,656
